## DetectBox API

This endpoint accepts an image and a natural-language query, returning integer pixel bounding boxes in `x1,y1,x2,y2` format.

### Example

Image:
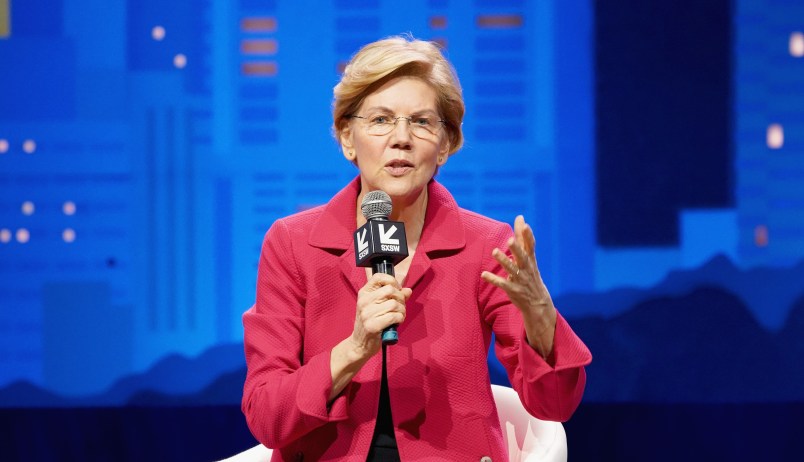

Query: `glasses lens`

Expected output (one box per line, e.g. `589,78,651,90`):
410,116,439,137
361,115,442,138
410,124,433,137
367,122,392,135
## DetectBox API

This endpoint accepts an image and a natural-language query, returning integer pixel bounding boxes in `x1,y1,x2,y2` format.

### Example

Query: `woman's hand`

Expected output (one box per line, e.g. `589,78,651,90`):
481,215,557,359
329,273,411,401
350,273,412,358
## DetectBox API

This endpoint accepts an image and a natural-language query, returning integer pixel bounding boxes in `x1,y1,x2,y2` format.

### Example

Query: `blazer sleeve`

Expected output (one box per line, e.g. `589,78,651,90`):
242,220,351,449
479,222,593,422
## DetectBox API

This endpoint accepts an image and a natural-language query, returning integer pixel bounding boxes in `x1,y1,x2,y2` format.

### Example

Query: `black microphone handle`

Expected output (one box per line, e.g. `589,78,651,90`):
371,257,398,345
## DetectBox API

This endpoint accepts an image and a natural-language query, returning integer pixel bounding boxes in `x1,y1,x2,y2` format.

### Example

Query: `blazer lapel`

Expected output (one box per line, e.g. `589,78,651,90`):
309,177,365,293
404,180,466,289
339,246,366,294
308,178,466,292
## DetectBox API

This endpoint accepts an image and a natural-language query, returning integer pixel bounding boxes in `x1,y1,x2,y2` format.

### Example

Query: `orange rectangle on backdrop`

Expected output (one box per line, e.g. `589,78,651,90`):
477,15,523,28
241,39,278,55
241,17,278,33
242,61,278,76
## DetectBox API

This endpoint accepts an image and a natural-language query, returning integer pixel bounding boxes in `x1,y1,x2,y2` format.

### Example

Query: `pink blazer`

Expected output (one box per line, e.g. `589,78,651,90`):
242,178,592,461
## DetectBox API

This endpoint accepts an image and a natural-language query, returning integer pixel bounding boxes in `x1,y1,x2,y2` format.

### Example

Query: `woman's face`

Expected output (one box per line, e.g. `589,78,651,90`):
341,76,450,205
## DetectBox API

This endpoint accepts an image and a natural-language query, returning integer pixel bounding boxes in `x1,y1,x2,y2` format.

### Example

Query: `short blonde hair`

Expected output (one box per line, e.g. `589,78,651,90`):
333,35,464,155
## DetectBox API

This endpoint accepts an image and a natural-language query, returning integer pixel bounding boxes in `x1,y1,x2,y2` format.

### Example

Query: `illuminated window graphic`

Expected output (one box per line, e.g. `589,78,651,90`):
21,201,34,216
790,32,804,58
430,16,447,29
16,228,30,244
241,17,277,33
754,225,769,247
477,14,523,29
63,228,76,243
0,138,8,153
63,201,76,215
241,39,278,55
23,139,36,154
174,53,187,69
767,123,784,149
0,229,10,244
152,26,166,41
242,61,278,77
0,0,10,39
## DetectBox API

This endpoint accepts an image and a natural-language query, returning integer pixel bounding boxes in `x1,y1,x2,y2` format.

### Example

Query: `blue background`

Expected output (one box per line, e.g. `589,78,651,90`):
1,0,803,460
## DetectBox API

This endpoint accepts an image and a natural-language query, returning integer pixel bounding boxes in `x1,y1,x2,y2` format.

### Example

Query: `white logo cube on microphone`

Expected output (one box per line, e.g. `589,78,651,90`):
354,220,409,267
356,228,369,259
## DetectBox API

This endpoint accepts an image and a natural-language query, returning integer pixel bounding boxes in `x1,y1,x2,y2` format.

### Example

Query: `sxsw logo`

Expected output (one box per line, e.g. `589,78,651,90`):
354,220,409,267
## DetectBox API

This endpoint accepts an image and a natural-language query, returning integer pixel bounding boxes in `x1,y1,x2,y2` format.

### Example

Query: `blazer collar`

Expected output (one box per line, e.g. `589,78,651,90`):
308,176,466,292
308,177,361,251
418,178,466,254
308,176,466,254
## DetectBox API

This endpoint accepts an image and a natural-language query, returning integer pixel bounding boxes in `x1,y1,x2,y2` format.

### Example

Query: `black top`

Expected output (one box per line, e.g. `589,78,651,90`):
366,346,400,462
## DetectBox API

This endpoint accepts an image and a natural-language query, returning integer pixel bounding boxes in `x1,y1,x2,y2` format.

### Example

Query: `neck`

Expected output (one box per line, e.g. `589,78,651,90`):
356,185,429,246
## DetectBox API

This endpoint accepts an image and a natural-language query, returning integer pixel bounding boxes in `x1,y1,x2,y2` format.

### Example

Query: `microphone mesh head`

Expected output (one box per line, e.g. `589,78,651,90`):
361,190,392,220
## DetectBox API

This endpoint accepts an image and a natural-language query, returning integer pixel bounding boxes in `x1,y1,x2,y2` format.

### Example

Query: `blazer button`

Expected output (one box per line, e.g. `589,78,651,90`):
294,451,304,461
480,457,492,462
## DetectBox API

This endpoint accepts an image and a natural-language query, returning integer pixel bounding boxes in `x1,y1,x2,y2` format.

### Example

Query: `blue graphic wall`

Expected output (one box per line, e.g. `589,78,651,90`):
1,0,803,445
1,0,588,398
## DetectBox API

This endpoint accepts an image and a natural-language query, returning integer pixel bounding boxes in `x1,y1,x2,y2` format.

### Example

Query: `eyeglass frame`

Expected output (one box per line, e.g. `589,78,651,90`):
347,113,447,138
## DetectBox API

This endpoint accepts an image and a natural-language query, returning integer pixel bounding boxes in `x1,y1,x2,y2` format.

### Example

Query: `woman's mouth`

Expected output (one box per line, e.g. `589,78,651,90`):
385,159,414,176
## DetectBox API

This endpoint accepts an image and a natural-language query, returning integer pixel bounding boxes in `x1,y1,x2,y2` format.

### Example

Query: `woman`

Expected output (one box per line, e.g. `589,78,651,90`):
242,35,592,461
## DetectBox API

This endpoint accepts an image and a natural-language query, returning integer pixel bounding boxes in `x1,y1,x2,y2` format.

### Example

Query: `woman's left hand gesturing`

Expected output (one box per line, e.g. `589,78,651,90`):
481,215,557,359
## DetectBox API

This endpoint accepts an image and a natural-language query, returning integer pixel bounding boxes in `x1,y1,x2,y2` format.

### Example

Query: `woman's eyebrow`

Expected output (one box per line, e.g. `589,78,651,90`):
361,106,439,115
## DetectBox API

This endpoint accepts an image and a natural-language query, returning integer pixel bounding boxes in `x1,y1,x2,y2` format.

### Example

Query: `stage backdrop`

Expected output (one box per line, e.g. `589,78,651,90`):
1,0,803,460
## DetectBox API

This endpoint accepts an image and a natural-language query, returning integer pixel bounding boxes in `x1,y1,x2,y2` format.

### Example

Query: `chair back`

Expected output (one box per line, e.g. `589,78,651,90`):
491,384,568,462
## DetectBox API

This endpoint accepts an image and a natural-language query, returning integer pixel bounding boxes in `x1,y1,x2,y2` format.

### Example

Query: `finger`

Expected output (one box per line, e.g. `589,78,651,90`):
491,247,518,275
386,288,409,305
506,237,530,270
375,285,409,305
524,225,543,279
514,215,527,246
367,272,401,290
514,215,538,262
481,271,526,299
521,221,536,256
377,299,407,325
358,287,403,313
481,270,513,290
378,310,405,331
517,220,542,277
361,295,405,319
363,307,405,334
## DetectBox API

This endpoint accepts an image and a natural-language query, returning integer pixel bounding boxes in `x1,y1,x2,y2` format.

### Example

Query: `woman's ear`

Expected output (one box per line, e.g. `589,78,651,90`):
437,140,450,166
340,125,356,162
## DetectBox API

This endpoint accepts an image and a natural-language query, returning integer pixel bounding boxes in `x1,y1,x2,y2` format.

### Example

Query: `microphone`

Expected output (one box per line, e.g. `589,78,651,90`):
353,190,409,345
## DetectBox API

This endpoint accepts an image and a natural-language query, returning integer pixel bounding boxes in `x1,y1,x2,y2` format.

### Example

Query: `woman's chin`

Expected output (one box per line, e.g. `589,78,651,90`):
366,180,422,201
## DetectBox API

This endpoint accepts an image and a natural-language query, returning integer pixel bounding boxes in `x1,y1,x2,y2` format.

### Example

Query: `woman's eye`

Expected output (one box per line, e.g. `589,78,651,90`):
414,117,431,126
371,116,390,124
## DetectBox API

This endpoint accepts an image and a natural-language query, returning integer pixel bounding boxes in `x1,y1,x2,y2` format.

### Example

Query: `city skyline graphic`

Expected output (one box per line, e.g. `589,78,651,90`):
1,0,802,403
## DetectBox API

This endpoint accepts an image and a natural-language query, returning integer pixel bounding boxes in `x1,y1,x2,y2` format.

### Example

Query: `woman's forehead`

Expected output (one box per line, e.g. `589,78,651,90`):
359,76,439,113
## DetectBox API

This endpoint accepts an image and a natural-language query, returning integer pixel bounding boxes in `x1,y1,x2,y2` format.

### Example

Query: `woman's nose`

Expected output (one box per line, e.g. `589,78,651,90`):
389,118,413,149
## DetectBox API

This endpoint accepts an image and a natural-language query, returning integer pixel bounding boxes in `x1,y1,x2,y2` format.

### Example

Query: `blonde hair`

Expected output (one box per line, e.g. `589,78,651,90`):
333,35,464,155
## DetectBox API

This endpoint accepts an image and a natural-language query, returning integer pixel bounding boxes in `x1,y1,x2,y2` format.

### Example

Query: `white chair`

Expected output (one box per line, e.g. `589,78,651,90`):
219,384,567,461
491,384,568,462
217,442,272,462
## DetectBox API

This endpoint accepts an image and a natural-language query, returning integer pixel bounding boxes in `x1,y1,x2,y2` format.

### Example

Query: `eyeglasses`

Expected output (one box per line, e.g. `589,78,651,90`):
348,113,446,139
